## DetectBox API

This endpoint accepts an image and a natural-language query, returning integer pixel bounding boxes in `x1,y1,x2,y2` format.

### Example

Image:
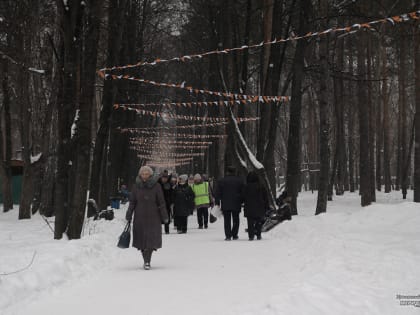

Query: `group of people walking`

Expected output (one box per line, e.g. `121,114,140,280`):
125,165,273,269
158,171,214,234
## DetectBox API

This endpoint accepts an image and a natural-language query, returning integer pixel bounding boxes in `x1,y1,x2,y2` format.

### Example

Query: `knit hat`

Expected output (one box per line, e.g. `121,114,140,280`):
194,173,202,181
179,174,188,183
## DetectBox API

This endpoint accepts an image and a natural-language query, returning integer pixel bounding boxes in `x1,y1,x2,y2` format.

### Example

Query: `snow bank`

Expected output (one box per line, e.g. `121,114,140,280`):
0,205,128,314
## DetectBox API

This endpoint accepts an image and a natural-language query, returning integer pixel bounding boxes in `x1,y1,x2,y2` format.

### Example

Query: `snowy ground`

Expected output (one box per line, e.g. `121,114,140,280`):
1,190,419,315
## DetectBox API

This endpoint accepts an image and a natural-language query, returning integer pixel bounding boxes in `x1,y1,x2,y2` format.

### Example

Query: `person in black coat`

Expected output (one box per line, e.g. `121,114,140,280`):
214,166,244,240
243,171,268,240
172,174,195,234
159,173,173,234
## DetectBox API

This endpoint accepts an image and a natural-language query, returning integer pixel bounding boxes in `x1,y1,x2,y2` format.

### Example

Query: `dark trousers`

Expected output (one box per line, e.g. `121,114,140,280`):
197,207,209,227
174,216,188,233
223,211,240,239
141,249,153,264
247,217,263,239
164,206,171,233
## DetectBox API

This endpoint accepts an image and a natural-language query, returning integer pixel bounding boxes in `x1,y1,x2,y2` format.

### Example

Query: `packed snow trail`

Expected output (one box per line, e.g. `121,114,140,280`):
1,191,420,315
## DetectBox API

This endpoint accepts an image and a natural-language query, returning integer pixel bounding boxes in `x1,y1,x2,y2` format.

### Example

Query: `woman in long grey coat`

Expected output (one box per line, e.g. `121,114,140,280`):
126,166,169,270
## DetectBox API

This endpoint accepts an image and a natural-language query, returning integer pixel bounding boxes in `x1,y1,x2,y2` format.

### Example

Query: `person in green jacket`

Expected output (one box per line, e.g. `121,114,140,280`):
191,173,214,229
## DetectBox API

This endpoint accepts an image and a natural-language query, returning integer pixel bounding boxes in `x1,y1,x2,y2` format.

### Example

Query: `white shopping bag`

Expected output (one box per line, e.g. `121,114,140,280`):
210,205,222,218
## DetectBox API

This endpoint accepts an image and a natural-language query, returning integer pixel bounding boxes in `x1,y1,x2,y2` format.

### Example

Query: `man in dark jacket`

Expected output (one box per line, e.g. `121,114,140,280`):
214,166,244,240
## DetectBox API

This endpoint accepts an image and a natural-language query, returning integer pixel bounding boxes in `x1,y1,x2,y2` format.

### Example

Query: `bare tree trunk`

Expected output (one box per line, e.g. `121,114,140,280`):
256,0,274,162
382,45,392,193
347,38,355,193
238,0,251,135
414,16,420,202
67,0,102,239
54,0,84,239
399,30,408,199
89,0,127,214
286,0,312,215
357,33,372,207
18,26,33,220
367,40,376,202
315,0,329,215
0,57,13,212
376,61,383,192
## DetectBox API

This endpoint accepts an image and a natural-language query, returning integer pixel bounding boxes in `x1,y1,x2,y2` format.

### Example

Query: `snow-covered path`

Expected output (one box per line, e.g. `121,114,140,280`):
2,191,420,315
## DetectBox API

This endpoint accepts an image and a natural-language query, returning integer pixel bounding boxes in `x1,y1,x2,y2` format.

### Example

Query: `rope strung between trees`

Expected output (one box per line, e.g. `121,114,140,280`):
115,105,267,122
119,129,227,138
102,73,287,101
98,11,420,73
130,138,213,145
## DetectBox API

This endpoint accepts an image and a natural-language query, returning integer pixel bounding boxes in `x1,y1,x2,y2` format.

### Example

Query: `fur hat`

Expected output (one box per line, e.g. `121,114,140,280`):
179,174,188,183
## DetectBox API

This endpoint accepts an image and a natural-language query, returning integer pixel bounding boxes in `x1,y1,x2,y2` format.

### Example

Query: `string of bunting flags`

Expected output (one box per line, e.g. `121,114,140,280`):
137,152,205,158
129,139,213,145
148,161,193,167
120,129,227,139
122,119,258,131
98,11,420,74
130,145,209,151
102,73,287,101
115,105,268,122
115,98,285,108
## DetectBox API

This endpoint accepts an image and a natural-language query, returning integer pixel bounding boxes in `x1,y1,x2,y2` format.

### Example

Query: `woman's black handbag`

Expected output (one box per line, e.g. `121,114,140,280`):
117,222,131,248
209,213,217,223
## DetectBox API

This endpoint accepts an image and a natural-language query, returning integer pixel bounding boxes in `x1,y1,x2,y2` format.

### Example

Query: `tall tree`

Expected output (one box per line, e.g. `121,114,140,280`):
0,56,13,212
414,9,420,202
286,0,312,215
357,31,372,207
315,0,329,215
89,0,127,214
54,0,85,239
67,0,102,239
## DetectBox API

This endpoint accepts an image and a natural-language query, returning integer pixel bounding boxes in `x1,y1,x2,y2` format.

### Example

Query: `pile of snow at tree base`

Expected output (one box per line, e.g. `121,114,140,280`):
1,191,419,315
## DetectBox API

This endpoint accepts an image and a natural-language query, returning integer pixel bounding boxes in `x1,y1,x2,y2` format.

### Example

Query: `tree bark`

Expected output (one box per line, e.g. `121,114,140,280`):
54,0,84,239
398,29,408,199
67,0,102,239
286,0,312,215
414,17,420,202
0,57,13,212
367,39,376,202
347,38,355,193
382,45,392,193
357,33,372,207
315,0,329,215
89,0,127,214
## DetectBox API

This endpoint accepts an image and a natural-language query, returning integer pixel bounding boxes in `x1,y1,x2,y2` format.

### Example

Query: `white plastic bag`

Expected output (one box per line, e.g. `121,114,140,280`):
210,205,222,218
